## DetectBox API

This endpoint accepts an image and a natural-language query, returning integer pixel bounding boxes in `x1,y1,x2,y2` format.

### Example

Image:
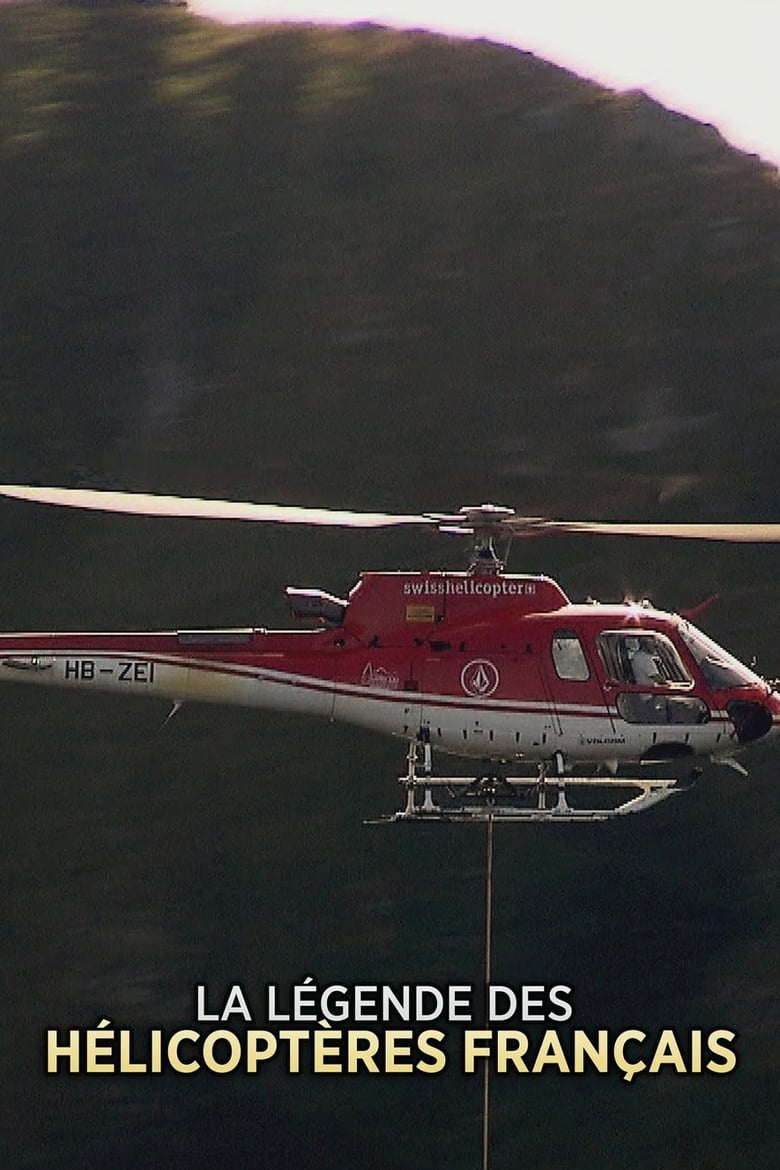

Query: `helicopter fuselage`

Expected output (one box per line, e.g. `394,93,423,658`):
1,571,777,772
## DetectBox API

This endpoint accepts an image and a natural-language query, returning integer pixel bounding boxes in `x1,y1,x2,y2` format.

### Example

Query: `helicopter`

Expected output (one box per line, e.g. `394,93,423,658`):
1,484,779,823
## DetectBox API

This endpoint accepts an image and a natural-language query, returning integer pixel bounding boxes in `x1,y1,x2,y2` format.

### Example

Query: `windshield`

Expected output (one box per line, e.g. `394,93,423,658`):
678,623,761,689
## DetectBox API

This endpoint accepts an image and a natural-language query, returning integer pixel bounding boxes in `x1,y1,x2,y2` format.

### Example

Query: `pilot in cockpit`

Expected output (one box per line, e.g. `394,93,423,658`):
626,637,663,686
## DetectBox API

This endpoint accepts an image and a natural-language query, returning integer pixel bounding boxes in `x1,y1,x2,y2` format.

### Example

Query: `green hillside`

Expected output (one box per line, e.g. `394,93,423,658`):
2,8,780,1170
2,4,778,517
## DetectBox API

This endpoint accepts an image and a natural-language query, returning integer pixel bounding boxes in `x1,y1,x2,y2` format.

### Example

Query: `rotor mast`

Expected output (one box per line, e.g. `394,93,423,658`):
432,504,518,573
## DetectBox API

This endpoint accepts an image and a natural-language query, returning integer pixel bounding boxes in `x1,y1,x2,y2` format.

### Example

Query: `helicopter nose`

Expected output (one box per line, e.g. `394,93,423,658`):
726,698,775,744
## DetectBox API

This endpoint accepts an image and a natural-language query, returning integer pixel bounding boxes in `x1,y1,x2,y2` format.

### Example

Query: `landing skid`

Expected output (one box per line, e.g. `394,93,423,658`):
366,743,684,824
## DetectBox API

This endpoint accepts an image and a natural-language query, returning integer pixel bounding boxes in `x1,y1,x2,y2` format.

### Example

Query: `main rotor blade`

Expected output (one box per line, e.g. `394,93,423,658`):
528,520,780,543
0,484,432,529
3,486,778,543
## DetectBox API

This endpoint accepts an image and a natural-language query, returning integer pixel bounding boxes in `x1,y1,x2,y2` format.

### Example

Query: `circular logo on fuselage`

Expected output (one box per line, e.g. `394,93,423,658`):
460,659,500,698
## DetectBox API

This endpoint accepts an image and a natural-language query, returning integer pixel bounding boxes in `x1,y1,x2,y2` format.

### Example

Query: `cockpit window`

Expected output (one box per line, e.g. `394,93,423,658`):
678,623,761,689
598,631,691,687
551,630,590,680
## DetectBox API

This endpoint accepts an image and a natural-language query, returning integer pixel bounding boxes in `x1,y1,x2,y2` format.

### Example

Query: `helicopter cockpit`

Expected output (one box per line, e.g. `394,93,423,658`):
597,631,691,688
597,630,709,727
677,623,762,689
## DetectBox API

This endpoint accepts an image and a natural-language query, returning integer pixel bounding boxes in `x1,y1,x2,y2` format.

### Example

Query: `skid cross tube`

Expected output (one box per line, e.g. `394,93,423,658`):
365,746,683,823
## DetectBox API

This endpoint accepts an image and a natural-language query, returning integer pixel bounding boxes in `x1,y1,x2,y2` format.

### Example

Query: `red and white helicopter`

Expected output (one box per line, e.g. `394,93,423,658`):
1,485,779,822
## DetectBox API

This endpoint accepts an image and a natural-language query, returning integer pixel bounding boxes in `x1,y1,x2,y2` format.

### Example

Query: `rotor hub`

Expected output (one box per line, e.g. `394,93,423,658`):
428,504,519,572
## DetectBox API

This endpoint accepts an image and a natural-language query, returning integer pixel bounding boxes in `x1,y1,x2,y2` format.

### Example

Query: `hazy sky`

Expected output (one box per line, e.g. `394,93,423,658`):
190,0,780,168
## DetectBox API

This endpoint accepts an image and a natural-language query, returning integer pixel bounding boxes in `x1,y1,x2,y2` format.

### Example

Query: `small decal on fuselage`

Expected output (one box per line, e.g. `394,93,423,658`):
361,663,401,690
405,605,436,623
460,659,500,698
